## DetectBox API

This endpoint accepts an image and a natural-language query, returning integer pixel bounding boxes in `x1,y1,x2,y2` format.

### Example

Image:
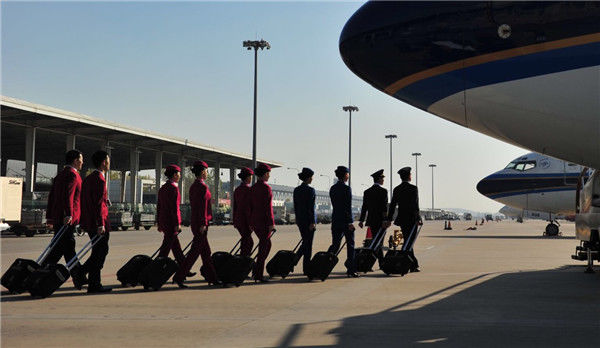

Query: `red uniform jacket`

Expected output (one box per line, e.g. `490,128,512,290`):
80,170,110,232
46,166,82,225
233,183,252,229
250,180,274,229
157,181,181,234
190,178,212,230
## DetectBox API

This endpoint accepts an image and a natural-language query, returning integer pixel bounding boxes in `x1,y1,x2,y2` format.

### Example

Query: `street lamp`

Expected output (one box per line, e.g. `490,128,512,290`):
385,134,397,196
243,39,270,183
412,152,422,187
429,164,437,210
342,105,358,189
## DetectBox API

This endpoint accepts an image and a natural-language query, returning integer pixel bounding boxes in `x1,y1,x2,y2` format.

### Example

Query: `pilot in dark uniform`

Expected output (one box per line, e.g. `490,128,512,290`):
327,166,358,277
358,169,389,267
387,167,422,272
293,167,316,274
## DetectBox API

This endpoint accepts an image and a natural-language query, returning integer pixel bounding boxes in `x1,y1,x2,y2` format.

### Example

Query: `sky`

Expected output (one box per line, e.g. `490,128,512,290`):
1,1,528,213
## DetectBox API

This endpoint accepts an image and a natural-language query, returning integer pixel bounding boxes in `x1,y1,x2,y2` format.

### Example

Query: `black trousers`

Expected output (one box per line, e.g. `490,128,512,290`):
400,222,419,268
328,225,355,273
43,224,77,266
83,228,110,286
295,224,315,273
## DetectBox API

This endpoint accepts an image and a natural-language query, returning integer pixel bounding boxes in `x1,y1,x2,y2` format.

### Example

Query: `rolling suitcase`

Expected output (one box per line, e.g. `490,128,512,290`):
218,230,277,286
138,239,193,291
266,238,303,279
2,225,68,294
27,233,103,298
306,241,346,281
200,239,241,281
116,246,161,287
381,224,422,276
355,227,387,273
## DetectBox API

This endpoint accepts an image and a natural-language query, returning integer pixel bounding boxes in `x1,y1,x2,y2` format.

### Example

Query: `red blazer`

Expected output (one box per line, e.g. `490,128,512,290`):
190,179,212,230
157,181,181,233
46,166,82,225
233,183,252,229
250,180,274,229
80,170,110,232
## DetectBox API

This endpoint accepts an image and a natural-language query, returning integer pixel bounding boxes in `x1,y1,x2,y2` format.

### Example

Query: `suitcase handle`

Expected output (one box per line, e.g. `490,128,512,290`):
402,224,422,252
336,241,347,256
251,229,277,259
368,227,387,250
66,234,104,270
292,238,303,253
230,238,242,255
36,224,69,264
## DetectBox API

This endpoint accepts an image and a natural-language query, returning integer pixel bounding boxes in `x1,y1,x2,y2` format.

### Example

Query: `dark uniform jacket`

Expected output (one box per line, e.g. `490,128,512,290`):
359,184,388,227
330,181,353,229
190,178,212,230
46,166,82,225
233,183,252,229
294,183,316,227
250,180,275,229
157,180,181,234
388,182,421,226
80,170,109,232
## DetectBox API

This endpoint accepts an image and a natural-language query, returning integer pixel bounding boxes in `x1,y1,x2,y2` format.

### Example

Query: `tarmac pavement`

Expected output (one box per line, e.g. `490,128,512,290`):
2,220,599,347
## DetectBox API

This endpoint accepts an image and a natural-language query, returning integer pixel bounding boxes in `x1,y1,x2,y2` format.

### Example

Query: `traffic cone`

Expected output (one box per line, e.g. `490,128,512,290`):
447,220,452,230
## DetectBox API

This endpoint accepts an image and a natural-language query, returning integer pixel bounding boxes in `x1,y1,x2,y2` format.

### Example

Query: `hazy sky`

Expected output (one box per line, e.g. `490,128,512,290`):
1,1,527,212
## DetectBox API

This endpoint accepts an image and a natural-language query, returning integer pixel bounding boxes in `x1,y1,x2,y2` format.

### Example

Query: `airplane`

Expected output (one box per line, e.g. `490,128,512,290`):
477,152,585,235
339,1,600,269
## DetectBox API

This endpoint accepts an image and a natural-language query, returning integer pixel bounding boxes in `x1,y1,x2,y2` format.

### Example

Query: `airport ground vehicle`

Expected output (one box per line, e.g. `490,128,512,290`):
133,204,155,230
464,213,472,221
486,214,493,222
109,203,134,231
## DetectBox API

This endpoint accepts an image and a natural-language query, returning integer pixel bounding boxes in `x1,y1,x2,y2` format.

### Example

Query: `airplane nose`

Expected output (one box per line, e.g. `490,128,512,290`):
476,176,494,197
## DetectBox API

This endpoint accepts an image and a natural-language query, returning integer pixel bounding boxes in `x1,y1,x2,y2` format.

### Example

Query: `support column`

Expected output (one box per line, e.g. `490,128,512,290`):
129,148,140,205
155,151,163,201
66,135,76,151
120,171,127,203
179,156,186,203
213,162,221,212
229,167,236,211
24,127,36,199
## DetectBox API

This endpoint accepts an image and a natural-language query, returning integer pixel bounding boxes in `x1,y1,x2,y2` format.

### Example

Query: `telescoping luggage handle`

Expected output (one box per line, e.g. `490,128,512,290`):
402,223,422,252
336,241,347,256
36,224,69,264
150,229,194,260
292,239,303,253
368,227,387,250
66,234,105,271
251,229,277,260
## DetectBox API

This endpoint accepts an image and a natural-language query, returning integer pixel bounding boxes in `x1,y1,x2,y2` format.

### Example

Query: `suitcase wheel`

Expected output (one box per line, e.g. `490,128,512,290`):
320,278,325,282
281,275,286,279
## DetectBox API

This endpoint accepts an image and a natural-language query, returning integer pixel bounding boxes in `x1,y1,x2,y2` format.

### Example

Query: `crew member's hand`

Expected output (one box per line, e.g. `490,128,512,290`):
97,226,106,235
348,223,355,231
309,223,316,231
358,221,364,229
268,225,275,232
158,227,163,233
63,216,73,225
200,225,207,234
46,222,53,229
418,219,423,226
385,221,392,228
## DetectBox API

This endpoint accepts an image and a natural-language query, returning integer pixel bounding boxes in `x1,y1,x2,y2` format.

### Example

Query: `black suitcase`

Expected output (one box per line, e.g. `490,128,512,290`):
138,239,193,291
266,239,302,279
116,248,160,287
355,227,386,273
381,224,422,276
27,234,103,298
200,239,241,281
2,225,68,294
306,241,346,281
218,229,277,286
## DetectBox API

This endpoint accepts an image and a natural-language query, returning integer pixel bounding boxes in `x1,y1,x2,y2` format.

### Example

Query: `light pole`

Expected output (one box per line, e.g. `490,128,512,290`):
385,134,397,196
243,39,270,183
342,105,358,189
412,152,422,186
429,164,437,210
320,174,332,189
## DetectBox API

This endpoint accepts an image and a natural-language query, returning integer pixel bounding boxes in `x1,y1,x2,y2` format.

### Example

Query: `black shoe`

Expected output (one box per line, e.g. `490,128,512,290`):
208,280,222,287
410,268,420,273
346,272,360,278
72,275,88,290
186,271,196,278
173,279,188,289
254,278,269,283
87,284,112,294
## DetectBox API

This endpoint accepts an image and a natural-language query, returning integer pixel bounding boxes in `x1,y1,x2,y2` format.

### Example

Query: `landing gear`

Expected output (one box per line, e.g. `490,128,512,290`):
544,223,560,237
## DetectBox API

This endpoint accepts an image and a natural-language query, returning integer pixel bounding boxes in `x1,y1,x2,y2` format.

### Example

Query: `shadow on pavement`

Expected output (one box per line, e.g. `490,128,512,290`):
275,266,600,347
429,235,575,240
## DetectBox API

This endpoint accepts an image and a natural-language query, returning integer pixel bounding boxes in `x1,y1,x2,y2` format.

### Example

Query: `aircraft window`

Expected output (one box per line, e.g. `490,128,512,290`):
509,161,536,171
504,162,517,169
523,162,536,171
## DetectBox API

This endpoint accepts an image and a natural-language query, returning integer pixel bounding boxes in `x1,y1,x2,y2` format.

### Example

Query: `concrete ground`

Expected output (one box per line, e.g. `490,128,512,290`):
2,220,599,347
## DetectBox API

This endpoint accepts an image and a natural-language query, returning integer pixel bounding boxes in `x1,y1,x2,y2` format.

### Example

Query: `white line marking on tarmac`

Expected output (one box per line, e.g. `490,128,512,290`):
426,246,435,250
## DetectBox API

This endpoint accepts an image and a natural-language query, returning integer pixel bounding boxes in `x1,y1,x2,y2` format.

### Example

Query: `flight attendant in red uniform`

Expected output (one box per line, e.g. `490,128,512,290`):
173,161,219,288
250,163,275,282
233,167,254,256
80,150,112,293
156,164,186,265
45,149,87,289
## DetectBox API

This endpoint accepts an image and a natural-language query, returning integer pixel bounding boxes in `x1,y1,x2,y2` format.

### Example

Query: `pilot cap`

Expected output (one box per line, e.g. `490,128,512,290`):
298,167,314,181
238,167,254,179
254,163,272,176
398,167,411,175
371,169,385,179
335,166,349,177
